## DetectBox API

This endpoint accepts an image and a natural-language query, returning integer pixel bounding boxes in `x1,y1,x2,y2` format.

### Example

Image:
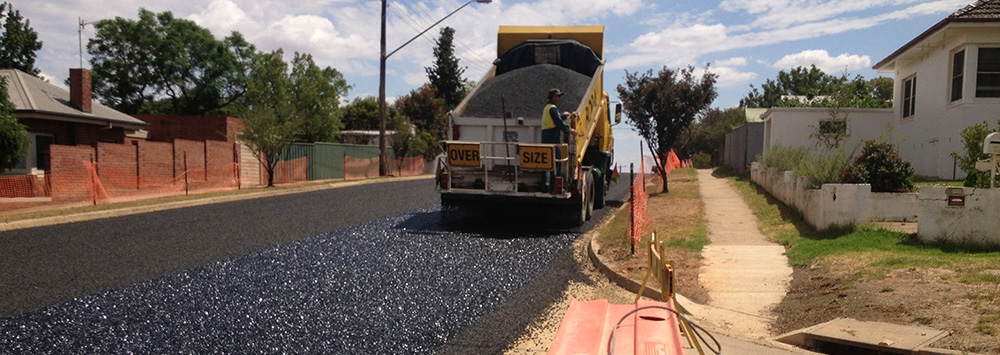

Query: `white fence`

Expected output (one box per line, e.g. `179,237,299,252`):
917,187,1000,245
749,162,918,230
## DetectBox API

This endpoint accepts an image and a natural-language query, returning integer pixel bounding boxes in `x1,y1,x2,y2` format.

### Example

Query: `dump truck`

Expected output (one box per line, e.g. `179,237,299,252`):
435,25,619,226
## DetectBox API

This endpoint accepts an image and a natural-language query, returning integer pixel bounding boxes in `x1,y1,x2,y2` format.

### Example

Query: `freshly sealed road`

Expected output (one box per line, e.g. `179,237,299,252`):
0,177,627,354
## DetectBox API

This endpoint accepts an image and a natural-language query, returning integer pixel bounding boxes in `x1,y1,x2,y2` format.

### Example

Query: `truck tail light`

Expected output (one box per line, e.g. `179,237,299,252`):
452,125,460,140
553,177,563,194
440,172,450,189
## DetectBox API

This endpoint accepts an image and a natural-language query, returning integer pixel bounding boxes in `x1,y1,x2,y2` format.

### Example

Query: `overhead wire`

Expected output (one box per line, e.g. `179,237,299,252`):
393,0,493,75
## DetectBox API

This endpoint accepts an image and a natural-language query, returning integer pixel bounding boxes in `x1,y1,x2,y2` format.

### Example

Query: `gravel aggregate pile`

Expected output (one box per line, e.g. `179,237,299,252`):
0,207,578,354
461,64,592,119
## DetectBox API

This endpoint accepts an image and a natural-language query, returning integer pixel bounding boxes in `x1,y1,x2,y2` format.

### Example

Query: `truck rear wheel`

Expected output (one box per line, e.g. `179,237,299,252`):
585,175,594,221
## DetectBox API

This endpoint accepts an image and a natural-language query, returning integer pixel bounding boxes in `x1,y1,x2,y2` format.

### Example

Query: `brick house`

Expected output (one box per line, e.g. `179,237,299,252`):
133,115,246,143
2,68,148,175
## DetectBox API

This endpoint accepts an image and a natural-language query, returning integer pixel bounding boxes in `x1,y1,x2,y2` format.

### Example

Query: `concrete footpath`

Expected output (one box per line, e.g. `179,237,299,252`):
694,169,793,339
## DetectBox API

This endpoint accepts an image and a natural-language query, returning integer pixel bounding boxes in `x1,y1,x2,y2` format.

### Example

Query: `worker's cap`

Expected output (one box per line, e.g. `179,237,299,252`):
547,88,564,99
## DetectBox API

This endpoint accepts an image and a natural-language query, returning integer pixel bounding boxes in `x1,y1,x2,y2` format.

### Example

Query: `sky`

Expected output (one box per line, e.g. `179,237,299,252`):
22,0,973,170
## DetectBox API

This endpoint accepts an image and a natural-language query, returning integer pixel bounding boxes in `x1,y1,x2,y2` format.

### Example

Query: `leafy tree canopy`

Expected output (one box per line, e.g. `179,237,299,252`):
394,85,447,158
617,65,717,192
740,65,891,109
0,76,29,171
0,2,42,75
677,107,746,158
235,50,299,187
426,26,466,110
88,9,255,115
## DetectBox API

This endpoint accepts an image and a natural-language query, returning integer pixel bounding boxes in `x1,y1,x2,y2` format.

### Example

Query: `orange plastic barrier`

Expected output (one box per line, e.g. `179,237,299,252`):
547,299,686,355
271,157,308,185
344,156,426,180
631,157,649,251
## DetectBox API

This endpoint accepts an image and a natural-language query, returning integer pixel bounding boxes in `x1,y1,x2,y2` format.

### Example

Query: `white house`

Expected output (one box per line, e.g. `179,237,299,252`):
873,0,1000,179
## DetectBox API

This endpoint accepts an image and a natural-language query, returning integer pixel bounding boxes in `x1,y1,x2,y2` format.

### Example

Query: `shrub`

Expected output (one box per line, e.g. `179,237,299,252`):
794,147,854,189
691,153,712,169
840,140,914,192
757,143,808,172
953,120,1000,188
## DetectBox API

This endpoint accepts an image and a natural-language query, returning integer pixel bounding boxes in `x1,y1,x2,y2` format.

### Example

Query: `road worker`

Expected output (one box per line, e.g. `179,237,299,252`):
542,88,575,190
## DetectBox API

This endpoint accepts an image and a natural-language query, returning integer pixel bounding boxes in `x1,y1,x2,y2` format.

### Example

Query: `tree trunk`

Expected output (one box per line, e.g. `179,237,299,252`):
659,167,669,193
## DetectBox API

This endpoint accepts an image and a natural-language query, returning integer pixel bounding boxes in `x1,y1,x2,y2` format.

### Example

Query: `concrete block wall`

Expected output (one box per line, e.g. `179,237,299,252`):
750,162,918,230
918,187,1000,246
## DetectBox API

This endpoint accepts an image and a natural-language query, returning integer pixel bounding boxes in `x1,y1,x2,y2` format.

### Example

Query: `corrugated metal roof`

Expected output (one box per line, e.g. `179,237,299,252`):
0,69,146,128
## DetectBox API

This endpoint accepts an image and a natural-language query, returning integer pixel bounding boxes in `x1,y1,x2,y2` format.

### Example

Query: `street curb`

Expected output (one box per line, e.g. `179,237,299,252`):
587,237,662,301
0,175,434,232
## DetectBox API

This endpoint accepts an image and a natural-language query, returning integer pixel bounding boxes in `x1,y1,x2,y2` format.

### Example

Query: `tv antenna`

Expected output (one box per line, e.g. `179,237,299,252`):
78,17,96,68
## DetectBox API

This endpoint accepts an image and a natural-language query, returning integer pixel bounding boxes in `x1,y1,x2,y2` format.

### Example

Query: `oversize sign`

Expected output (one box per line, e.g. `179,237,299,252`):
447,143,481,167
519,145,555,170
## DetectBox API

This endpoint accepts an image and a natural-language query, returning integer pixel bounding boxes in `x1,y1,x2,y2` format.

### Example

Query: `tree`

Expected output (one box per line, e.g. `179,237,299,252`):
426,27,466,110
0,76,29,171
617,66,717,193
953,121,1000,187
88,9,255,115
740,66,891,109
343,96,404,132
678,107,745,159
235,51,300,187
288,52,350,143
0,2,42,75
395,85,447,159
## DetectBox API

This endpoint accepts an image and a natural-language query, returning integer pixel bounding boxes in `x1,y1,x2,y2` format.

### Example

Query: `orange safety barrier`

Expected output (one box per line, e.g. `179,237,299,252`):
547,299,686,355
630,157,649,252
271,157,308,185
344,156,426,180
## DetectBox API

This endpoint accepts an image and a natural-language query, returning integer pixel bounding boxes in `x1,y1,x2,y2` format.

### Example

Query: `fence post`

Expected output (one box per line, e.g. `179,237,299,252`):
234,143,241,190
135,141,141,190
184,151,189,196
91,154,97,205
630,162,634,255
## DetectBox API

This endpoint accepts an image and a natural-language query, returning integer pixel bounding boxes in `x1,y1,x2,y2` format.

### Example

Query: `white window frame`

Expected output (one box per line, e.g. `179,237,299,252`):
950,49,965,102
6,133,53,176
975,47,1000,98
902,75,916,119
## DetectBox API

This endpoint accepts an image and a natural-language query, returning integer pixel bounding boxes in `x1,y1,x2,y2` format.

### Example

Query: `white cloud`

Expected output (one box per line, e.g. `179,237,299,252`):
716,57,748,67
708,66,757,88
773,49,871,73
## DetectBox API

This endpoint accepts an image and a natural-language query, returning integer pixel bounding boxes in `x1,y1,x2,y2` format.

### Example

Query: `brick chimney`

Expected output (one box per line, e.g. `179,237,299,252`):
69,68,92,113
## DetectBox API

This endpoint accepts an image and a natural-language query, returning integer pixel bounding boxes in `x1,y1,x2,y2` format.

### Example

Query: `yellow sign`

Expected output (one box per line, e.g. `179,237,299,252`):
447,143,481,167
519,145,555,170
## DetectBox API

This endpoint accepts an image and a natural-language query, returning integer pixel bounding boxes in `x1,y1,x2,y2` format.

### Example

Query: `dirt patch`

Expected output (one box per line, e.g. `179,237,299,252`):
772,256,1000,354
595,171,710,304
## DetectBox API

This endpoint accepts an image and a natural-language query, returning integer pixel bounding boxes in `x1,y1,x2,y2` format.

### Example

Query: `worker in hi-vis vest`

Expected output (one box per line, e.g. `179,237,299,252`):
542,88,576,190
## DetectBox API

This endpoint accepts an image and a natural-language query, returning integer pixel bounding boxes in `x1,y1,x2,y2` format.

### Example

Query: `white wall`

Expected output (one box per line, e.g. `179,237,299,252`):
762,108,894,152
750,162,918,230
918,186,1000,245
882,25,1000,179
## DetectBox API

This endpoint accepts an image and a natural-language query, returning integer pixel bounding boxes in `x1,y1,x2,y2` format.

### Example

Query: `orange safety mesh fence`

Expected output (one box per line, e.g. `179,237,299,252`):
344,156,381,180
0,174,51,198
271,157,308,185
393,156,426,177
630,156,651,252
344,155,425,179
84,161,240,204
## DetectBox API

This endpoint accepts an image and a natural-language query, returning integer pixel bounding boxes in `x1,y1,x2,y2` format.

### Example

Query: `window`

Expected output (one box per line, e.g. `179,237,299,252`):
977,48,1000,97
902,76,916,118
951,50,964,101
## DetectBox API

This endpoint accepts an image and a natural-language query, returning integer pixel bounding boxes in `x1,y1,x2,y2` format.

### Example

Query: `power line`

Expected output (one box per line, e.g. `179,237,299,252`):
394,0,492,74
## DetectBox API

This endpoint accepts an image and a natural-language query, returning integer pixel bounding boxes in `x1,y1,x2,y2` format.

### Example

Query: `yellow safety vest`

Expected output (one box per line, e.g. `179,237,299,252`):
542,104,558,130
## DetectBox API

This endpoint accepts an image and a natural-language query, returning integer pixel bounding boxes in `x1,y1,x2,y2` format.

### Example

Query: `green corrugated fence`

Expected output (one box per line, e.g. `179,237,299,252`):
279,143,395,180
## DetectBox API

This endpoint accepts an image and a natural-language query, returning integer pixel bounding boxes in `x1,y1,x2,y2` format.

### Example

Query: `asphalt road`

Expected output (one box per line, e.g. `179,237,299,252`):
0,177,628,354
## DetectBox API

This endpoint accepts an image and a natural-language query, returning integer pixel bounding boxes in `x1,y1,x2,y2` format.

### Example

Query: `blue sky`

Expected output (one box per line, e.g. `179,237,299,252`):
25,0,972,169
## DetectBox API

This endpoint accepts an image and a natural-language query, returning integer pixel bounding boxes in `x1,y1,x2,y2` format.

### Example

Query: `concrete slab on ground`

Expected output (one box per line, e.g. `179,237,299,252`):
775,317,956,354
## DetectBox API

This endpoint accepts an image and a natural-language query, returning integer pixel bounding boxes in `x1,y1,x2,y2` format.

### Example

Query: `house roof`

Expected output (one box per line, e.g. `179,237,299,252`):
0,69,147,128
873,0,1000,71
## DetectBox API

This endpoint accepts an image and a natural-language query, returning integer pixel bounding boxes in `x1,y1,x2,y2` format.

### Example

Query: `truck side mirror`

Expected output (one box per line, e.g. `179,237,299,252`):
614,103,622,124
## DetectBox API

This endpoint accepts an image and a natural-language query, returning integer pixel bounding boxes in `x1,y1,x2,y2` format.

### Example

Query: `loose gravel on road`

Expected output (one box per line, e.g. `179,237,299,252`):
0,207,578,354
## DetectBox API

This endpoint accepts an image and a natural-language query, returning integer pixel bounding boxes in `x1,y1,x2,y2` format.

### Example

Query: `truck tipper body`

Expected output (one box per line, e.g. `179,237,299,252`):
435,25,618,226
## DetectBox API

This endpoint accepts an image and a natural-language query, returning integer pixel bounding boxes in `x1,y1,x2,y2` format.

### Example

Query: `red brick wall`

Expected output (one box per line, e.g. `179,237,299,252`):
97,143,138,189
137,141,174,187
135,115,242,143
174,139,206,181
206,141,235,182
49,145,96,202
